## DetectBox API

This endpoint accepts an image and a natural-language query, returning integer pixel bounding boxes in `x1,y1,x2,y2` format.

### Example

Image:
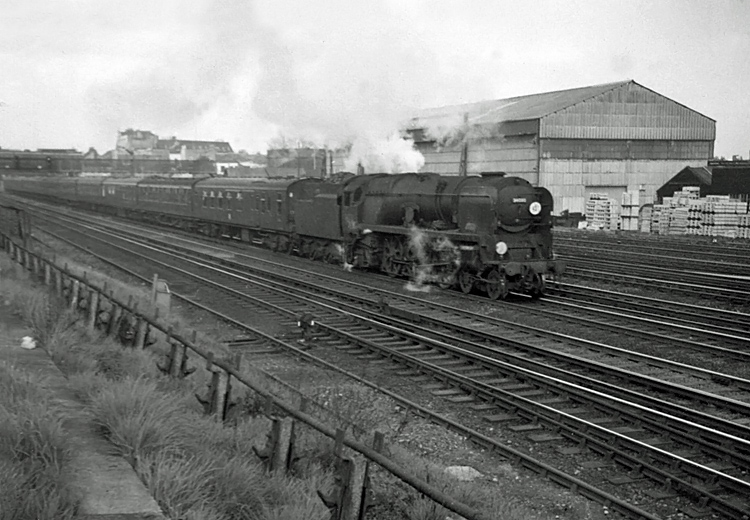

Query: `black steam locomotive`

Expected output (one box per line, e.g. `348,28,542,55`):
3,172,562,299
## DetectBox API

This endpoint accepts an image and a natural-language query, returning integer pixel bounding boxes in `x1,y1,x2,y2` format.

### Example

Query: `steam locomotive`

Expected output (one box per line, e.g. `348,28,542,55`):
3,172,563,299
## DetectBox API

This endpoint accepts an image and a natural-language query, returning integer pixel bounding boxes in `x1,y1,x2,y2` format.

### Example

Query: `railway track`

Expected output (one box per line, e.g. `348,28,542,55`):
559,259,750,304
18,203,750,519
554,230,750,304
546,283,750,334
555,229,750,257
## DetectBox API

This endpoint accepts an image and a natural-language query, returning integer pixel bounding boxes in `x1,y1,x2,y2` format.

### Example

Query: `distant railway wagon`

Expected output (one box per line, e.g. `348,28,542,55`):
4,173,562,299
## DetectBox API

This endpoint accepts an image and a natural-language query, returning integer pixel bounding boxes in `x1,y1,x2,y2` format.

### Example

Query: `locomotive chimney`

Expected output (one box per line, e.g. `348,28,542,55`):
459,112,469,177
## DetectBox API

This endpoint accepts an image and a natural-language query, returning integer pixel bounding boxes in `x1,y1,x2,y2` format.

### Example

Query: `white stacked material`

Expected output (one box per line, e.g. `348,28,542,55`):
647,189,749,239
586,194,620,231
668,207,689,235
620,191,640,231
650,205,669,235
639,205,653,233
739,214,750,239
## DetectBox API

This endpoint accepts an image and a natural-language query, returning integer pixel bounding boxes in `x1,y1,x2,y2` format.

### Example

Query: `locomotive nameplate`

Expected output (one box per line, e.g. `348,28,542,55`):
512,197,527,203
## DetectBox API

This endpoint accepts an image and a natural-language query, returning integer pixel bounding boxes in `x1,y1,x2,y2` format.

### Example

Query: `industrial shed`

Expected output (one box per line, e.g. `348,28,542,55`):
656,166,713,201
656,161,750,203
406,80,716,215
708,162,750,201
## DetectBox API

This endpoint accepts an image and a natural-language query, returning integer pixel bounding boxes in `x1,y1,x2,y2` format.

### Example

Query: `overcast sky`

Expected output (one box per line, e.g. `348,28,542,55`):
0,0,748,158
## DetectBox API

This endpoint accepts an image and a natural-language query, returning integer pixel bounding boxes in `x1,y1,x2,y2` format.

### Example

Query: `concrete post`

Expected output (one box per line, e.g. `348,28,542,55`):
87,291,100,332
69,280,80,312
169,342,187,378
271,418,294,472
133,318,149,349
152,277,171,318
212,368,230,420
44,262,51,285
108,303,122,337
32,255,39,277
55,269,63,297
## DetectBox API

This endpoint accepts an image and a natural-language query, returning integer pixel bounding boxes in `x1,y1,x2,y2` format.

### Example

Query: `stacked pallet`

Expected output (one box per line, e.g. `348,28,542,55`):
649,188,749,238
638,205,653,233
585,194,619,230
668,207,690,235
699,196,748,238
739,214,750,239
620,191,640,231
651,205,670,235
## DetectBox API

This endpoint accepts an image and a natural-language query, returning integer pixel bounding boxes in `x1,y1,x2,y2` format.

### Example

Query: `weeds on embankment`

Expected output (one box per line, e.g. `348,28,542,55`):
1,249,599,520
0,356,80,519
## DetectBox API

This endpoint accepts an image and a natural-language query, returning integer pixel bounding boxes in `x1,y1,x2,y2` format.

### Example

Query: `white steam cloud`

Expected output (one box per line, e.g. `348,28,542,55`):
6,0,501,159
343,133,425,174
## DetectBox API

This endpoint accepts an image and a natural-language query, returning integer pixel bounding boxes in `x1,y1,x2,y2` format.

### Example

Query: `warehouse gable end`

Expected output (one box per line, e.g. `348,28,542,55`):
540,81,716,141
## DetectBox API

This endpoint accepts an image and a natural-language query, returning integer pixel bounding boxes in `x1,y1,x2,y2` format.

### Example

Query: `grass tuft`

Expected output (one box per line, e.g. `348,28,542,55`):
86,377,191,463
0,363,79,520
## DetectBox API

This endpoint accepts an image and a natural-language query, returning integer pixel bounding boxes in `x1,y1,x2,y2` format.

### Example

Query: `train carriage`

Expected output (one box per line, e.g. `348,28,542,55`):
41,176,78,202
136,177,203,217
102,177,141,213
75,177,107,208
193,177,296,247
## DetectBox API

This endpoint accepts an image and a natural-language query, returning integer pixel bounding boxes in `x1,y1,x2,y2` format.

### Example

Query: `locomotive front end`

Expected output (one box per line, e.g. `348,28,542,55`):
462,175,562,299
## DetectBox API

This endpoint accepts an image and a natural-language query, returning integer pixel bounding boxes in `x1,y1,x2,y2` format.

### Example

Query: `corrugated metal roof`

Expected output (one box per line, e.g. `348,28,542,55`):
687,166,713,185
408,80,715,134
408,81,631,129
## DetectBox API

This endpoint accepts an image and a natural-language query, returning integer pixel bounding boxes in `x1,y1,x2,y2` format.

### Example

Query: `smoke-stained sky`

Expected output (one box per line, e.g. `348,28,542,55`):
0,0,748,157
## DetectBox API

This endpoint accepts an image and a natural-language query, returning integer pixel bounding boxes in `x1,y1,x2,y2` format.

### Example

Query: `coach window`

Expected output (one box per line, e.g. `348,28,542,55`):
260,197,265,213
276,194,283,214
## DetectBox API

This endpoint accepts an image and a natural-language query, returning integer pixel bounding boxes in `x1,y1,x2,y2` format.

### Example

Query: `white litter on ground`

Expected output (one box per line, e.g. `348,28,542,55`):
20,336,37,350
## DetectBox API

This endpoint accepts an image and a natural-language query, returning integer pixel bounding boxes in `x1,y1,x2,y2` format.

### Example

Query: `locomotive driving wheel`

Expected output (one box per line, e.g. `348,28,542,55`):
485,268,509,300
382,239,401,277
458,268,475,294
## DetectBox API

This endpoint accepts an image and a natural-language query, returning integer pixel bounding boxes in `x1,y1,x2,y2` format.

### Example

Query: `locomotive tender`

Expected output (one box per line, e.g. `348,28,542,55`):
4,172,562,299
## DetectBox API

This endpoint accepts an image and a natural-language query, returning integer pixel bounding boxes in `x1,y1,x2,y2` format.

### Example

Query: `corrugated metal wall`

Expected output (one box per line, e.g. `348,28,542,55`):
540,158,707,214
541,139,711,161
540,82,716,141
417,135,538,181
